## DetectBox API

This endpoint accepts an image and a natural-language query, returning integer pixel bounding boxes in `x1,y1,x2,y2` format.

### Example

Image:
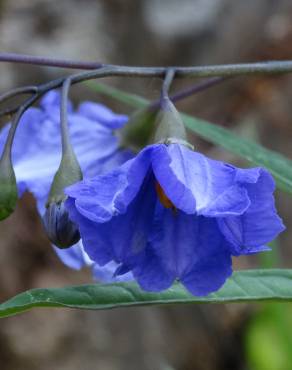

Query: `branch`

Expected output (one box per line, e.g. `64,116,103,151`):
0,93,38,160
0,57,288,121
0,74,229,119
0,86,37,104
1,52,292,77
170,76,227,104
0,52,103,70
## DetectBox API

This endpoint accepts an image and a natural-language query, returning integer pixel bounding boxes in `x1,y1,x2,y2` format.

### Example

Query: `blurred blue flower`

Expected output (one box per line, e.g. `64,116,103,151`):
65,143,285,296
0,90,133,282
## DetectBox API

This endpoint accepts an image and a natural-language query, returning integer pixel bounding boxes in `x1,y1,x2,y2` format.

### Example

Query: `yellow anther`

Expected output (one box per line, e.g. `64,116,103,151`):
155,181,176,211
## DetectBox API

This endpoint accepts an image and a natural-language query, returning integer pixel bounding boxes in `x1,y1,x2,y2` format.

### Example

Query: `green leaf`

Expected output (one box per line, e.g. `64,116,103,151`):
2,269,292,318
89,82,292,193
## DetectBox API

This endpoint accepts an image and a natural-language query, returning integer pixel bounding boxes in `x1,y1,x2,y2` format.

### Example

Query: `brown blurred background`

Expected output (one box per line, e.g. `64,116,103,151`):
0,1,292,369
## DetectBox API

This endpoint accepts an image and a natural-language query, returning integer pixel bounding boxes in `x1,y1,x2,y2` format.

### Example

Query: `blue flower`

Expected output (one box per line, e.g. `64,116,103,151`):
65,142,285,296
0,90,133,281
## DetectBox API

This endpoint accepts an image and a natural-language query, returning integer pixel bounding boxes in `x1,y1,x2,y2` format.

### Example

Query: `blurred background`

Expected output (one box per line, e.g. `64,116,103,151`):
0,0,292,369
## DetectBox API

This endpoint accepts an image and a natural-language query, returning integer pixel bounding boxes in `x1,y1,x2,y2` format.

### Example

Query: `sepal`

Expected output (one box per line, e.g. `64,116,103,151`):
47,148,82,204
0,154,17,220
154,97,188,144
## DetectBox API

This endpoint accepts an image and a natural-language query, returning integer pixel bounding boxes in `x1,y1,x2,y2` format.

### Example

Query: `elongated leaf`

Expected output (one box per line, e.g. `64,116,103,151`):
89,82,292,193
1,270,292,318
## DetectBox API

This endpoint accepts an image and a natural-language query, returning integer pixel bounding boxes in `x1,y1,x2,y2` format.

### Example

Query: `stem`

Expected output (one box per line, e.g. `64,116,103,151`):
0,52,103,70
0,86,37,105
67,62,292,79
0,77,228,121
170,76,227,103
144,77,227,112
0,77,228,119
0,93,37,161
60,78,73,153
161,68,176,101
0,77,66,117
46,77,82,205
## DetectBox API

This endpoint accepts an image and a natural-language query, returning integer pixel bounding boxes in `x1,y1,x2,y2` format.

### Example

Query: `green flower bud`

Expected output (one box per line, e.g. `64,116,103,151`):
119,106,158,151
0,154,17,220
47,148,82,205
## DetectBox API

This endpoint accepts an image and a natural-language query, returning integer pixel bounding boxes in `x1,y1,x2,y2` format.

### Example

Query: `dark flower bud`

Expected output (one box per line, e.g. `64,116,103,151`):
0,154,18,220
43,201,80,249
43,80,83,248
44,146,83,248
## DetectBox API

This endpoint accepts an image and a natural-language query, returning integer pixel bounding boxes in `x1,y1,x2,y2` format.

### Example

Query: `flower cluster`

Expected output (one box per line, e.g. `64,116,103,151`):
0,90,285,296
0,91,133,281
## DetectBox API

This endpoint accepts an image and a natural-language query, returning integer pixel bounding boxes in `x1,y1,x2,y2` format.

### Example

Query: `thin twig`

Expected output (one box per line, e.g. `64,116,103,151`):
0,86,38,117
0,77,65,117
161,68,176,100
0,93,38,161
0,75,229,119
0,52,103,70
60,78,73,152
0,86,38,105
170,76,227,103
0,106,20,118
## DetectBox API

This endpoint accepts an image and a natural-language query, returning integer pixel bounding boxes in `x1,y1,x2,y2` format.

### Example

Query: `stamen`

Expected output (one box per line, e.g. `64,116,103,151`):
155,181,176,212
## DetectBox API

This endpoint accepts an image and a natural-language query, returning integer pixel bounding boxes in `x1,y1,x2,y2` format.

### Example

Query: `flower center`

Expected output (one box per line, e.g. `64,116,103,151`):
155,181,176,211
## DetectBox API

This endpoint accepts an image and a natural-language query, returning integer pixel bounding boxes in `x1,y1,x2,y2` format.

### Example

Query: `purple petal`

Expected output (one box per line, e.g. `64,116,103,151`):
65,145,154,222
53,241,92,270
65,172,157,266
132,205,232,295
0,91,130,214
92,261,134,283
54,241,134,282
218,169,285,255
179,216,232,296
65,198,114,265
181,250,232,296
86,149,133,177
78,101,128,129
132,247,175,292
65,113,120,175
40,90,73,122
239,245,271,255
152,144,250,216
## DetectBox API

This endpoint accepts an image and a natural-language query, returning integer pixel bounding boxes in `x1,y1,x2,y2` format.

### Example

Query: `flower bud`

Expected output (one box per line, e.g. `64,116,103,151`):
43,201,80,249
44,147,82,248
0,155,17,220
119,106,158,151
48,148,82,204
